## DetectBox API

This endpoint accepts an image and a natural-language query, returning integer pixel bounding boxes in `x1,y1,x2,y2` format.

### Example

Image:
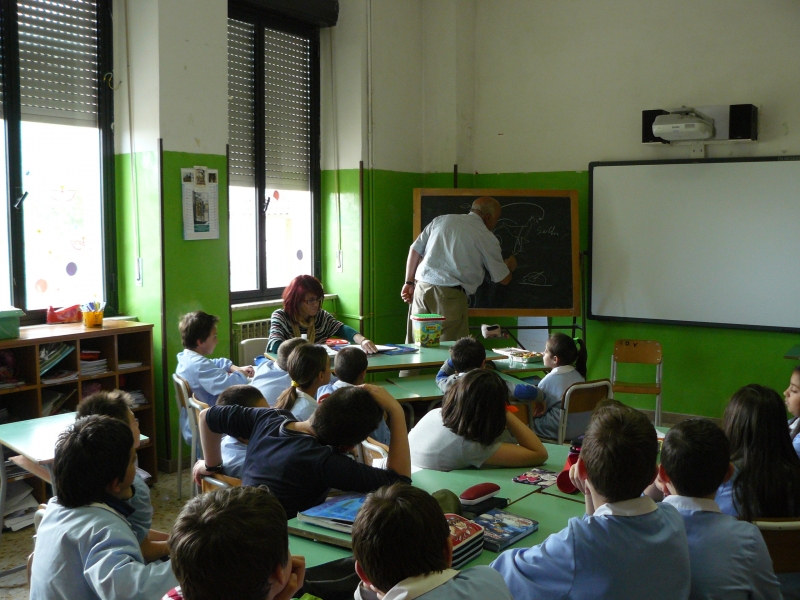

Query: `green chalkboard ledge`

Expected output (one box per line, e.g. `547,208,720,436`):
785,345,800,361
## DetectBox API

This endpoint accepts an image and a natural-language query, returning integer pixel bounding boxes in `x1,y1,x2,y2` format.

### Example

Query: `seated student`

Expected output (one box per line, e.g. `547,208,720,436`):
317,346,391,445
163,486,305,600
251,336,307,406
530,332,587,440
192,383,412,518
785,365,800,459
214,385,269,479
30,415,177,600
491,404,690,600
176,311,254,441
352,483,513,600
657,417,782,599
76,390,169,562
274,343,331,421
409,369,548,471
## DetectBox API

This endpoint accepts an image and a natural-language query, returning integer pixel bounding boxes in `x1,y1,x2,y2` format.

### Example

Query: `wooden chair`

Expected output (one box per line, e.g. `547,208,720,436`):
610,339,663,426
754,519,800,574
200,472,242,494
171,374,194,500
240,337,269,366
186,395,211,498
357,438,389,467
557,379,613,445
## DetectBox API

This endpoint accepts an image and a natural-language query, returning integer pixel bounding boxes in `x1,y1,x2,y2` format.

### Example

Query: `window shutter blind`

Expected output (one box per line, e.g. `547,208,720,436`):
263,28,310,192
228,18,256,187
18,0,99,126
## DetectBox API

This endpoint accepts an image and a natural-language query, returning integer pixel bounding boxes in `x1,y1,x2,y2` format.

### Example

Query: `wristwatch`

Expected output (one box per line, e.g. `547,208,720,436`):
405,280,415,285
205,463,224,473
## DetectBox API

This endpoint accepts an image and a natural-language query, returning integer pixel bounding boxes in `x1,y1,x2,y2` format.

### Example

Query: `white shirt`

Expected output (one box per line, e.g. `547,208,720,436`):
412,212,510,295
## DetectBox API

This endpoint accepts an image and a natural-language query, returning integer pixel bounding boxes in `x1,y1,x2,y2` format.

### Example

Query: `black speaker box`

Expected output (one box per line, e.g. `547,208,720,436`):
729,104,758,141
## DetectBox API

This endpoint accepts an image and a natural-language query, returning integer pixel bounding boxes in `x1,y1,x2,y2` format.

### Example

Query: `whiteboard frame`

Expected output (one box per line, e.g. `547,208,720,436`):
588,156,800,333
414,188,581,317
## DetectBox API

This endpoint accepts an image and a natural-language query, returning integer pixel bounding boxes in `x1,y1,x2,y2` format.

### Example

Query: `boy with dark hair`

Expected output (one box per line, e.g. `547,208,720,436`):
352,483,512,599
176,310,254,442
316,346,391,445
163,486,304,600
658,418,781,599
193,384,411,518
30,416,177,599
215,384,269,478
76,390,169,562
491,404,691,600
251,336,308,405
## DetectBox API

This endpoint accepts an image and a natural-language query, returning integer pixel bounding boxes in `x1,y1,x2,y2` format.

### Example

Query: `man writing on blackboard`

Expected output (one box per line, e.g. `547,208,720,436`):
401,196,517,341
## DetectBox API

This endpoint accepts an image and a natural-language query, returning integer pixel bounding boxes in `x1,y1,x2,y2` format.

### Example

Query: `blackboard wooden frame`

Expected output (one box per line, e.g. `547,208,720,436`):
413,188,581,317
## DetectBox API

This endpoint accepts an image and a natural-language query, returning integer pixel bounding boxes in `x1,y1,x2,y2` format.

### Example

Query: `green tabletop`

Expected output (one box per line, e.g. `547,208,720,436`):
289,534,351,567
0,411,149,464
387,370,530,402
490,358,549,375
371,380,423,402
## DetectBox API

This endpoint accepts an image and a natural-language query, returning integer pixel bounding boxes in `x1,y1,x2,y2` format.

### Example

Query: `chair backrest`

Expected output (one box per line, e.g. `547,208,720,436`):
200,473,242,493
754,519,800,574
187,395,208,457
172,373,191,410
358,438,389,466
613,339,662,365
559,379,613,444
240,337,269,366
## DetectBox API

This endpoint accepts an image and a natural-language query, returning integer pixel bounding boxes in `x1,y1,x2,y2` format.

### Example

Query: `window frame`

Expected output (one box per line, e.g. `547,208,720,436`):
228,1,321,304
1,0,116,324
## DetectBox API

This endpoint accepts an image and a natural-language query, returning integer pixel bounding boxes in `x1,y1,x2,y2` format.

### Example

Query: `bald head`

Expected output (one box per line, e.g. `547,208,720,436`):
470,196,501,231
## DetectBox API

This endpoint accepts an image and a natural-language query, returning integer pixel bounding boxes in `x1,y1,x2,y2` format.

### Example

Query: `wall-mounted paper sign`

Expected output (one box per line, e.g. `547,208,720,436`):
181,166,219,240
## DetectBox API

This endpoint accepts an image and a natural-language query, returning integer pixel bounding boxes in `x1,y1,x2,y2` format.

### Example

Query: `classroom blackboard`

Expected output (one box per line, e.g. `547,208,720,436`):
414,189,580,317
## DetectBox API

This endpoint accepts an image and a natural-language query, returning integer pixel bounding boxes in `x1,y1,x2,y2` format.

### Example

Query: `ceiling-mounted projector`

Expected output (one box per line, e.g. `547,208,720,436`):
652,109,714,141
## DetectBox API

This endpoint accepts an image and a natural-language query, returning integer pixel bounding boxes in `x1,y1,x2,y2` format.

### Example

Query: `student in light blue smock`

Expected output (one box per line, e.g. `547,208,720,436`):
250,336,307,405
530,333,587,441
274,343,330,421
76,390,169,562
712,384,800,599
175,311,253,442
30,415,177,600
214,384,269,479
352,483,514,600
659,418,781,599
491,404,690,600
784,365,800,459
317,346,391,445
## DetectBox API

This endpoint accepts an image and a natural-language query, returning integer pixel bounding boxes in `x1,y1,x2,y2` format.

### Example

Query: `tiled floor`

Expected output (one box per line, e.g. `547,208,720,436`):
0,469,193,600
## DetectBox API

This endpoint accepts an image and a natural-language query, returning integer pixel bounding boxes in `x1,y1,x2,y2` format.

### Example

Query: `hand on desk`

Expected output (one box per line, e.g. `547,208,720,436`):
360,339,378,354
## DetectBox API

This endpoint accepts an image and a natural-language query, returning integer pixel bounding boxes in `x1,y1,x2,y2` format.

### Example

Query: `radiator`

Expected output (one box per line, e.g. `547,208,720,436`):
233,319,271,364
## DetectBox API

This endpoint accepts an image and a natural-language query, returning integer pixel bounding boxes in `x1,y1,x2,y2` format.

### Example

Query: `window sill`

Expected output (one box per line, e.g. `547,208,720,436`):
231,293,338,313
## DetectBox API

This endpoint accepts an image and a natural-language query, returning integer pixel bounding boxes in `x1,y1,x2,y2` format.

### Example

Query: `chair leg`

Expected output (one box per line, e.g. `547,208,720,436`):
655,393,662,428
177,438,183,501
190,438,198,498
401,403,414,429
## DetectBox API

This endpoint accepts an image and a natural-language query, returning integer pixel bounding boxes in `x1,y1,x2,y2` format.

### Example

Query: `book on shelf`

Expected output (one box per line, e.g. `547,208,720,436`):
471,509,538,552
125,390,148,406
0,379,25,390
79,350,101,361
39,343,75,376
79,359,109,376
41,369,78,385
297,493,366,533
3,480,39,531
5,459,31,479
42,389,77,416
118,359,143,370
446,513,485,568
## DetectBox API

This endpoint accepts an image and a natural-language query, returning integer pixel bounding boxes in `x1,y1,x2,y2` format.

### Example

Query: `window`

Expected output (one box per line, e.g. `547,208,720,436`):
1,0,115,319
228,4,320,302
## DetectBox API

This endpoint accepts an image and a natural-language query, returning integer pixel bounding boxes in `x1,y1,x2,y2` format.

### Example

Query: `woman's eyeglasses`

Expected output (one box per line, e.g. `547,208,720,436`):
303,297,323,306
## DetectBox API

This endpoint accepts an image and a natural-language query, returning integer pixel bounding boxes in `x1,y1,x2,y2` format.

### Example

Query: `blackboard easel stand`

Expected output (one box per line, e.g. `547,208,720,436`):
469,251,588,350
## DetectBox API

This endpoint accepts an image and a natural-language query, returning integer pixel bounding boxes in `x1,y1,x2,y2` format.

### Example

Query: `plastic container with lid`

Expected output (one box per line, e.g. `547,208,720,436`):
0,307,25,339
410,313,445,347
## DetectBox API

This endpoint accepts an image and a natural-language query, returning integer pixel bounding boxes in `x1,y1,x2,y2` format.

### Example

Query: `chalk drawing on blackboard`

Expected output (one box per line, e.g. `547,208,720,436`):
520,271,553,287
492,202,547,255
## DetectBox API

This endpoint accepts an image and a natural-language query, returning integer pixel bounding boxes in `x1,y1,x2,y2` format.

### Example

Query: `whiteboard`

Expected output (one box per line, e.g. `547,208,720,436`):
589,158,800,332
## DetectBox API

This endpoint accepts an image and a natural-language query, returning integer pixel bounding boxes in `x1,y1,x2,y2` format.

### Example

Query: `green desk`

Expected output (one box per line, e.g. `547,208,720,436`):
372,380,424,402
288,518,352,549
490,358,549,376
289,534,351,566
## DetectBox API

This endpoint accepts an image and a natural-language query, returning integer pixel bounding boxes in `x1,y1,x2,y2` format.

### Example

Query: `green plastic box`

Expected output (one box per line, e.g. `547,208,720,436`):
411,313,445,347
0,308,25,339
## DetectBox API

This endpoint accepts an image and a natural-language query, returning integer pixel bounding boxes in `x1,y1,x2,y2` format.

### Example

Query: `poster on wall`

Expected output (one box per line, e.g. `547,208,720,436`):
181,166,219,240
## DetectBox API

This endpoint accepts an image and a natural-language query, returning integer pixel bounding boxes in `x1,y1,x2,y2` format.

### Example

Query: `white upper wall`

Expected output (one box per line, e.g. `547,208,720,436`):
471,0,800,172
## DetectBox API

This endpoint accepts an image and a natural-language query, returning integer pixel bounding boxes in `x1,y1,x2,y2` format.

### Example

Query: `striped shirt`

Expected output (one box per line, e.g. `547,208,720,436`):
268,308,343,352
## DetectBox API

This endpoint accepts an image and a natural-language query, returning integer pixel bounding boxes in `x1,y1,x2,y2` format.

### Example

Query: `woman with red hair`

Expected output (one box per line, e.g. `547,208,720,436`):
267,275,377,354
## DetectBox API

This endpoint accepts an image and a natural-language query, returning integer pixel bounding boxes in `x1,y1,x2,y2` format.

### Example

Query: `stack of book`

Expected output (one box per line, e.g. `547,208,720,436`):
447,514,485,568
3,481,39,531
471,509,539,552
41,369,78,385
126,390,148,406
39,343,74,375
5,458,30,479
118,359,143,370
42,389,76,416
80,358,108,376
297,493,366,533
0,379,24,390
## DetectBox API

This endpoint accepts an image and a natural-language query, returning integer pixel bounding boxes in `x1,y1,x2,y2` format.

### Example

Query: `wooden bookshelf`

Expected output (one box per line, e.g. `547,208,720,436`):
0,320,157,501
